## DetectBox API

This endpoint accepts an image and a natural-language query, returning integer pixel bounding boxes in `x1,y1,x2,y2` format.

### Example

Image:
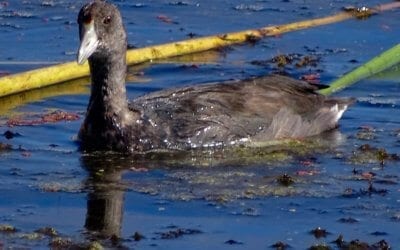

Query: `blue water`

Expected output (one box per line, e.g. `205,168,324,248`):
0,0,400,249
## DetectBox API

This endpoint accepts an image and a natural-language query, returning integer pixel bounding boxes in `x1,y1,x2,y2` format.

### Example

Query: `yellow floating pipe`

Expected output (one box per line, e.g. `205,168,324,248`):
0,77,89,115
0,2,398,98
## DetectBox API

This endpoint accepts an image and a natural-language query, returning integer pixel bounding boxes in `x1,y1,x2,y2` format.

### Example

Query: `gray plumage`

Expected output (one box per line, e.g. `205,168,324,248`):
77,1,354,153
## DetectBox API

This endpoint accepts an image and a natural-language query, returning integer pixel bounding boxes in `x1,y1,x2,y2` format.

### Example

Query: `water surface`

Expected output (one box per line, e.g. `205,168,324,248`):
0,0,399,249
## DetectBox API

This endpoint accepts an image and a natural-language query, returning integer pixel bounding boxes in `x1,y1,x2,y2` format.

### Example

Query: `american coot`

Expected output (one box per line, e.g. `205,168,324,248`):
77,0,353,153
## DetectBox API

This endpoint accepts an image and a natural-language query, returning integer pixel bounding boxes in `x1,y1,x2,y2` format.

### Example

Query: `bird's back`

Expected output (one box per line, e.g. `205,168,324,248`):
129,75,353,150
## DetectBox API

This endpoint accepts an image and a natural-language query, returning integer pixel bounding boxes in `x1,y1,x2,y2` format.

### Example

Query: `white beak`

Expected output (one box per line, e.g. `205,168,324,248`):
77,21,99,65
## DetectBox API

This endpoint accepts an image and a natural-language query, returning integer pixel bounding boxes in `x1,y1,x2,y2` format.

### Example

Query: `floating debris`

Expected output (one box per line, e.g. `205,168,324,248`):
308,244,331,250
158,228,202,239
0,224,17,233
88,241,104,250
342,182,387,198
371,240,390,249
6,110,80,127
271,241,290,249
364,182,388,196
156,15,178,24
231,207,260,217
37,180,81,193
186,32,198,38
277,174,295,186
370,231,388,236
345,239,370,249
132,231,145,241
300,74,320,84
20,232,43,240
225,239,244,245
251,53,321,71
295,55,319,68
337,217,359,224
334,238,391,249
49,237,73,248
271,54,294,68
356,126,376,141
343,6,373,19
35,227,58,237
349,144,399,166
310,227,329,238
324,48,348,54
3,130,20,139
169,1,190,6
245,33,261,44
391,212,400,221
0,142,12,151
332,234,345,247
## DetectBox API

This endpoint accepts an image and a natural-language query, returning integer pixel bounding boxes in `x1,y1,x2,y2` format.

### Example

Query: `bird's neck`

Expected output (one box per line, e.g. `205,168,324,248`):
86,51,136,127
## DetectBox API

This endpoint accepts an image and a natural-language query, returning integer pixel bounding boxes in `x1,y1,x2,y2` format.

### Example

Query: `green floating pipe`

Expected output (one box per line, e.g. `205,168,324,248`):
320,43,400,96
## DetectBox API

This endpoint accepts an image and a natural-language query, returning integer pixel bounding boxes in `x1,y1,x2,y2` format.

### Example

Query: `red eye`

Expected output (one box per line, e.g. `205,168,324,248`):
103,16,111,24
83,13,92,24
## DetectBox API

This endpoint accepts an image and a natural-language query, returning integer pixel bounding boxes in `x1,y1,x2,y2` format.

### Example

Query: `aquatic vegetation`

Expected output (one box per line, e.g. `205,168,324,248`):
276,173,295,186
342,6,373,20
356,126,377,140
19,232,43,240
310,227,329,239
5,110,80,127
0,1,399,249
333,236,390,249
157,227,202,240
308,244,331,250
49,237,73,248
86,241,104,250
337,217,359,224
0,142,11,151
34,227,58,237
1,2,398,98
271,241,290,250
348,144,399,165
0,224,17,233
132,231,145,241
224,239,244,245
250,53,321,73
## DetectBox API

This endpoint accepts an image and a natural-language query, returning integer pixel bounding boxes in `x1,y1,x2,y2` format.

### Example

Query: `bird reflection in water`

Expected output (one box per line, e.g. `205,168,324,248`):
82,154,128,242
79,129,346,245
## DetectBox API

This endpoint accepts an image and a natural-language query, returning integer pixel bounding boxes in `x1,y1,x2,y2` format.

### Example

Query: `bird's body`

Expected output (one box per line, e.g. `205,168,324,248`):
77,1,353,153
